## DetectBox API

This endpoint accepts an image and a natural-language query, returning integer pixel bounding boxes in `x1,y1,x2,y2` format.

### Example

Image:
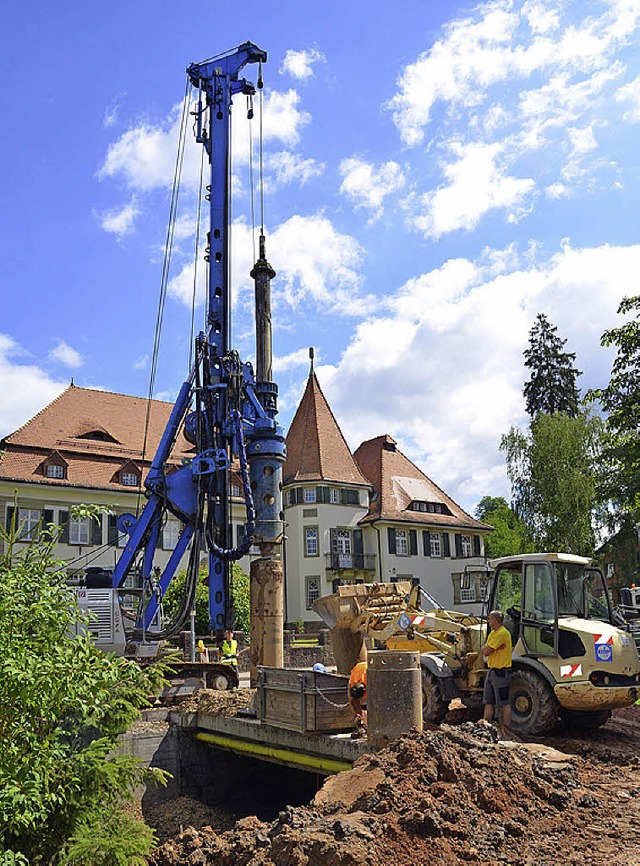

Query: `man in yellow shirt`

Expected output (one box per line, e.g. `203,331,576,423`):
481,610,513,730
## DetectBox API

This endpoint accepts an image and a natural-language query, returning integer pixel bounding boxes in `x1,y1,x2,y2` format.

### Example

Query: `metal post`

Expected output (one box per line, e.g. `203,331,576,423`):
249,235,285,683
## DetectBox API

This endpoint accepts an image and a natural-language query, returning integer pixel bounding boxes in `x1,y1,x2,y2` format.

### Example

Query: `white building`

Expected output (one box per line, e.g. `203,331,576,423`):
282,370,492,627
0,375,492,628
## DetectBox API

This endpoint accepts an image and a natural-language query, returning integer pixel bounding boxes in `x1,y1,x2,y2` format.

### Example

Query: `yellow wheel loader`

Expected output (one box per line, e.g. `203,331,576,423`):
313,553,640,736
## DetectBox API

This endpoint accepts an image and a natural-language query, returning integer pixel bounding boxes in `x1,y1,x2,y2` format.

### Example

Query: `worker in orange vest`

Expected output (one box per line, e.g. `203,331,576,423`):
348,660,367,727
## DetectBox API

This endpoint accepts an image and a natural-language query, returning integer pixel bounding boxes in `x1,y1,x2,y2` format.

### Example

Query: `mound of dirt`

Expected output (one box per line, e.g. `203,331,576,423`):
178,687,255,717
150,720,633,866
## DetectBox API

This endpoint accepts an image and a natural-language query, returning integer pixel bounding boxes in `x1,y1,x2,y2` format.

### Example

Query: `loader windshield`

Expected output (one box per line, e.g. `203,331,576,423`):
555,564,612,623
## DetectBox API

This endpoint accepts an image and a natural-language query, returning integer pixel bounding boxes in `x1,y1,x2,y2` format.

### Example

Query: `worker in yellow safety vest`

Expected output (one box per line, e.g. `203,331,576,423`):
221,629,238,667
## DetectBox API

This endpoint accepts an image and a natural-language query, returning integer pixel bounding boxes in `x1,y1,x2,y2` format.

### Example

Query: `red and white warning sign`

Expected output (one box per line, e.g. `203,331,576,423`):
594,633,614,662
560,663,583,678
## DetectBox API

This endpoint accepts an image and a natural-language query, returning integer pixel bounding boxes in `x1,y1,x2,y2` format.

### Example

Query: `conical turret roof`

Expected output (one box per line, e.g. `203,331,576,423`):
284,371,369,487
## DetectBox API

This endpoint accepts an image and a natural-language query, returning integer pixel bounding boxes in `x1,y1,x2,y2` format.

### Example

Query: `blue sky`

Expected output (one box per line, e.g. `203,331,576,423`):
2,0,640,512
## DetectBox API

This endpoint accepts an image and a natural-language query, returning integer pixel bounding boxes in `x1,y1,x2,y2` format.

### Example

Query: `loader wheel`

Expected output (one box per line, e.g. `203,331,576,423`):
559,709,611,731
510,670,558,736
421,671,449,725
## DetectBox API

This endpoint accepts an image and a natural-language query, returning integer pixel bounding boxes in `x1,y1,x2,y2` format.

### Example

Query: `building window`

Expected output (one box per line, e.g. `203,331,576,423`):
396,529,408,556
606,562,614,579
306,576,321,610
17,508,40,541
121,472,139,487
329,488,340,504
285,489,296,507
69,516,90,546
230,484,241,498
461,535,472,557
430,533,441,557
334,530,352,554
46,464,65,479
304,488,316,503
305,527,318,557
164,520,181,550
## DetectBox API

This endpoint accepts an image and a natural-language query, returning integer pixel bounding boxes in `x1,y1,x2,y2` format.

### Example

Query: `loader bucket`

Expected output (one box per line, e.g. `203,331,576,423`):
330,629,366,675
313,582,413,674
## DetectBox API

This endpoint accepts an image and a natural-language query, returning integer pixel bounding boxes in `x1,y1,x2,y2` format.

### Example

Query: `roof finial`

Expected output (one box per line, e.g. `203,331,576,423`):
309,346,315,375
70,377,75,386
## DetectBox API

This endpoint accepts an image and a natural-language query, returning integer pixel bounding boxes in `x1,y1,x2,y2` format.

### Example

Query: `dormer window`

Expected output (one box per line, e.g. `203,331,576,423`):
410,500,449,515
121,472,139,487
46,464,65,479
76,430,119,444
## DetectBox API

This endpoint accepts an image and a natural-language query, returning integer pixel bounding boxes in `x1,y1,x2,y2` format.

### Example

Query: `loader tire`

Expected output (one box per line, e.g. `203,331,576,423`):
510,669,558,736
560,708,611,731
421,671,449,725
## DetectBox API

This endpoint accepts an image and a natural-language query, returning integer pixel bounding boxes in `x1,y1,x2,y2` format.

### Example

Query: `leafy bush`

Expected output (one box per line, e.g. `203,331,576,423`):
162,562,250,636
0,515,165,864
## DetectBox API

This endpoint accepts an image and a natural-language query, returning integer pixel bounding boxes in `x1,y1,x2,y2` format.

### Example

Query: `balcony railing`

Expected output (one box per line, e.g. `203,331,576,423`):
325,552,376,572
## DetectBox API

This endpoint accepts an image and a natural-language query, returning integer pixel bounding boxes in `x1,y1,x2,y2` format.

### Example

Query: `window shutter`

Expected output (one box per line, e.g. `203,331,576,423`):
43,508,54,528
340,489,348,504
236,524,245,546
330,528,338,554
316,486,327,503
443,533,451,558
108,515,119,545
473,535,481,556
295,487,303,504
5,506,15,532
423,531,431,557
454,533,462,557
353,529,363,554
387,527,396,554
409,529,418,556
92,515,103,546
59,510,69,544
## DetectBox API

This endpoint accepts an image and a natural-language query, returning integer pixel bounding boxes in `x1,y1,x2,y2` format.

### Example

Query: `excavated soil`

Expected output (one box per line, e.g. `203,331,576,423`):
147,704,640,866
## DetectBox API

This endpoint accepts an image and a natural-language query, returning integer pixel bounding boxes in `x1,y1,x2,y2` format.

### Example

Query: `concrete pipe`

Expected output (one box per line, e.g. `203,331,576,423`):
366,649,423,749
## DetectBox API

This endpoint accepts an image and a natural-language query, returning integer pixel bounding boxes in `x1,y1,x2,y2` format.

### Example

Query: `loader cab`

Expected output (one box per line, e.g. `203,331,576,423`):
488,553,615,658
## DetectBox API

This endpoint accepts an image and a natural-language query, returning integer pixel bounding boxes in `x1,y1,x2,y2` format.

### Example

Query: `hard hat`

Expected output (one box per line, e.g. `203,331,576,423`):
312,663,327,673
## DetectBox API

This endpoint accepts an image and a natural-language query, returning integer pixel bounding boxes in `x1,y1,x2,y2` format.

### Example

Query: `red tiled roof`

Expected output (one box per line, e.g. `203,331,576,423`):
283,372,369,487
0,385,192,490
353,435,490,531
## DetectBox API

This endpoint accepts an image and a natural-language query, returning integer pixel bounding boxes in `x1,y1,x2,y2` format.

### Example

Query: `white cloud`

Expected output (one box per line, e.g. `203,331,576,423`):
167,213,367,317
388,0,640,146
0,335,67,437
272,347,315,373
99,199,140,238
49,340,83,369
388,0,640,237
266,151,325,188
280,47,325,80
98,103,198,193
103,93,126,128
99,89,313,216
615,73,640,121
133,354,148,371
316,241,640,509
409,141,535,238
339,157,406,220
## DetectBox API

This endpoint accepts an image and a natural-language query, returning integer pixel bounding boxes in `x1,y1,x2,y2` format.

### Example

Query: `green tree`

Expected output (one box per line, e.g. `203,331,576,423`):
162,562,250,635
523,313,581,418
590,295,640,516
474,496,532,558
500,411,606,555
0,519,165,864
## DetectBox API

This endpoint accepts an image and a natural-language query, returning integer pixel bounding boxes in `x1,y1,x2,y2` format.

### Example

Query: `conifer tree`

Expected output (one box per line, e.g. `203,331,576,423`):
523,313,581,417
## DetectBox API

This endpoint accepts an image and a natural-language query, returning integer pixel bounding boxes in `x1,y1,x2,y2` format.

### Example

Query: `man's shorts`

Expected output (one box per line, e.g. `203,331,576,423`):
483,668,512,707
